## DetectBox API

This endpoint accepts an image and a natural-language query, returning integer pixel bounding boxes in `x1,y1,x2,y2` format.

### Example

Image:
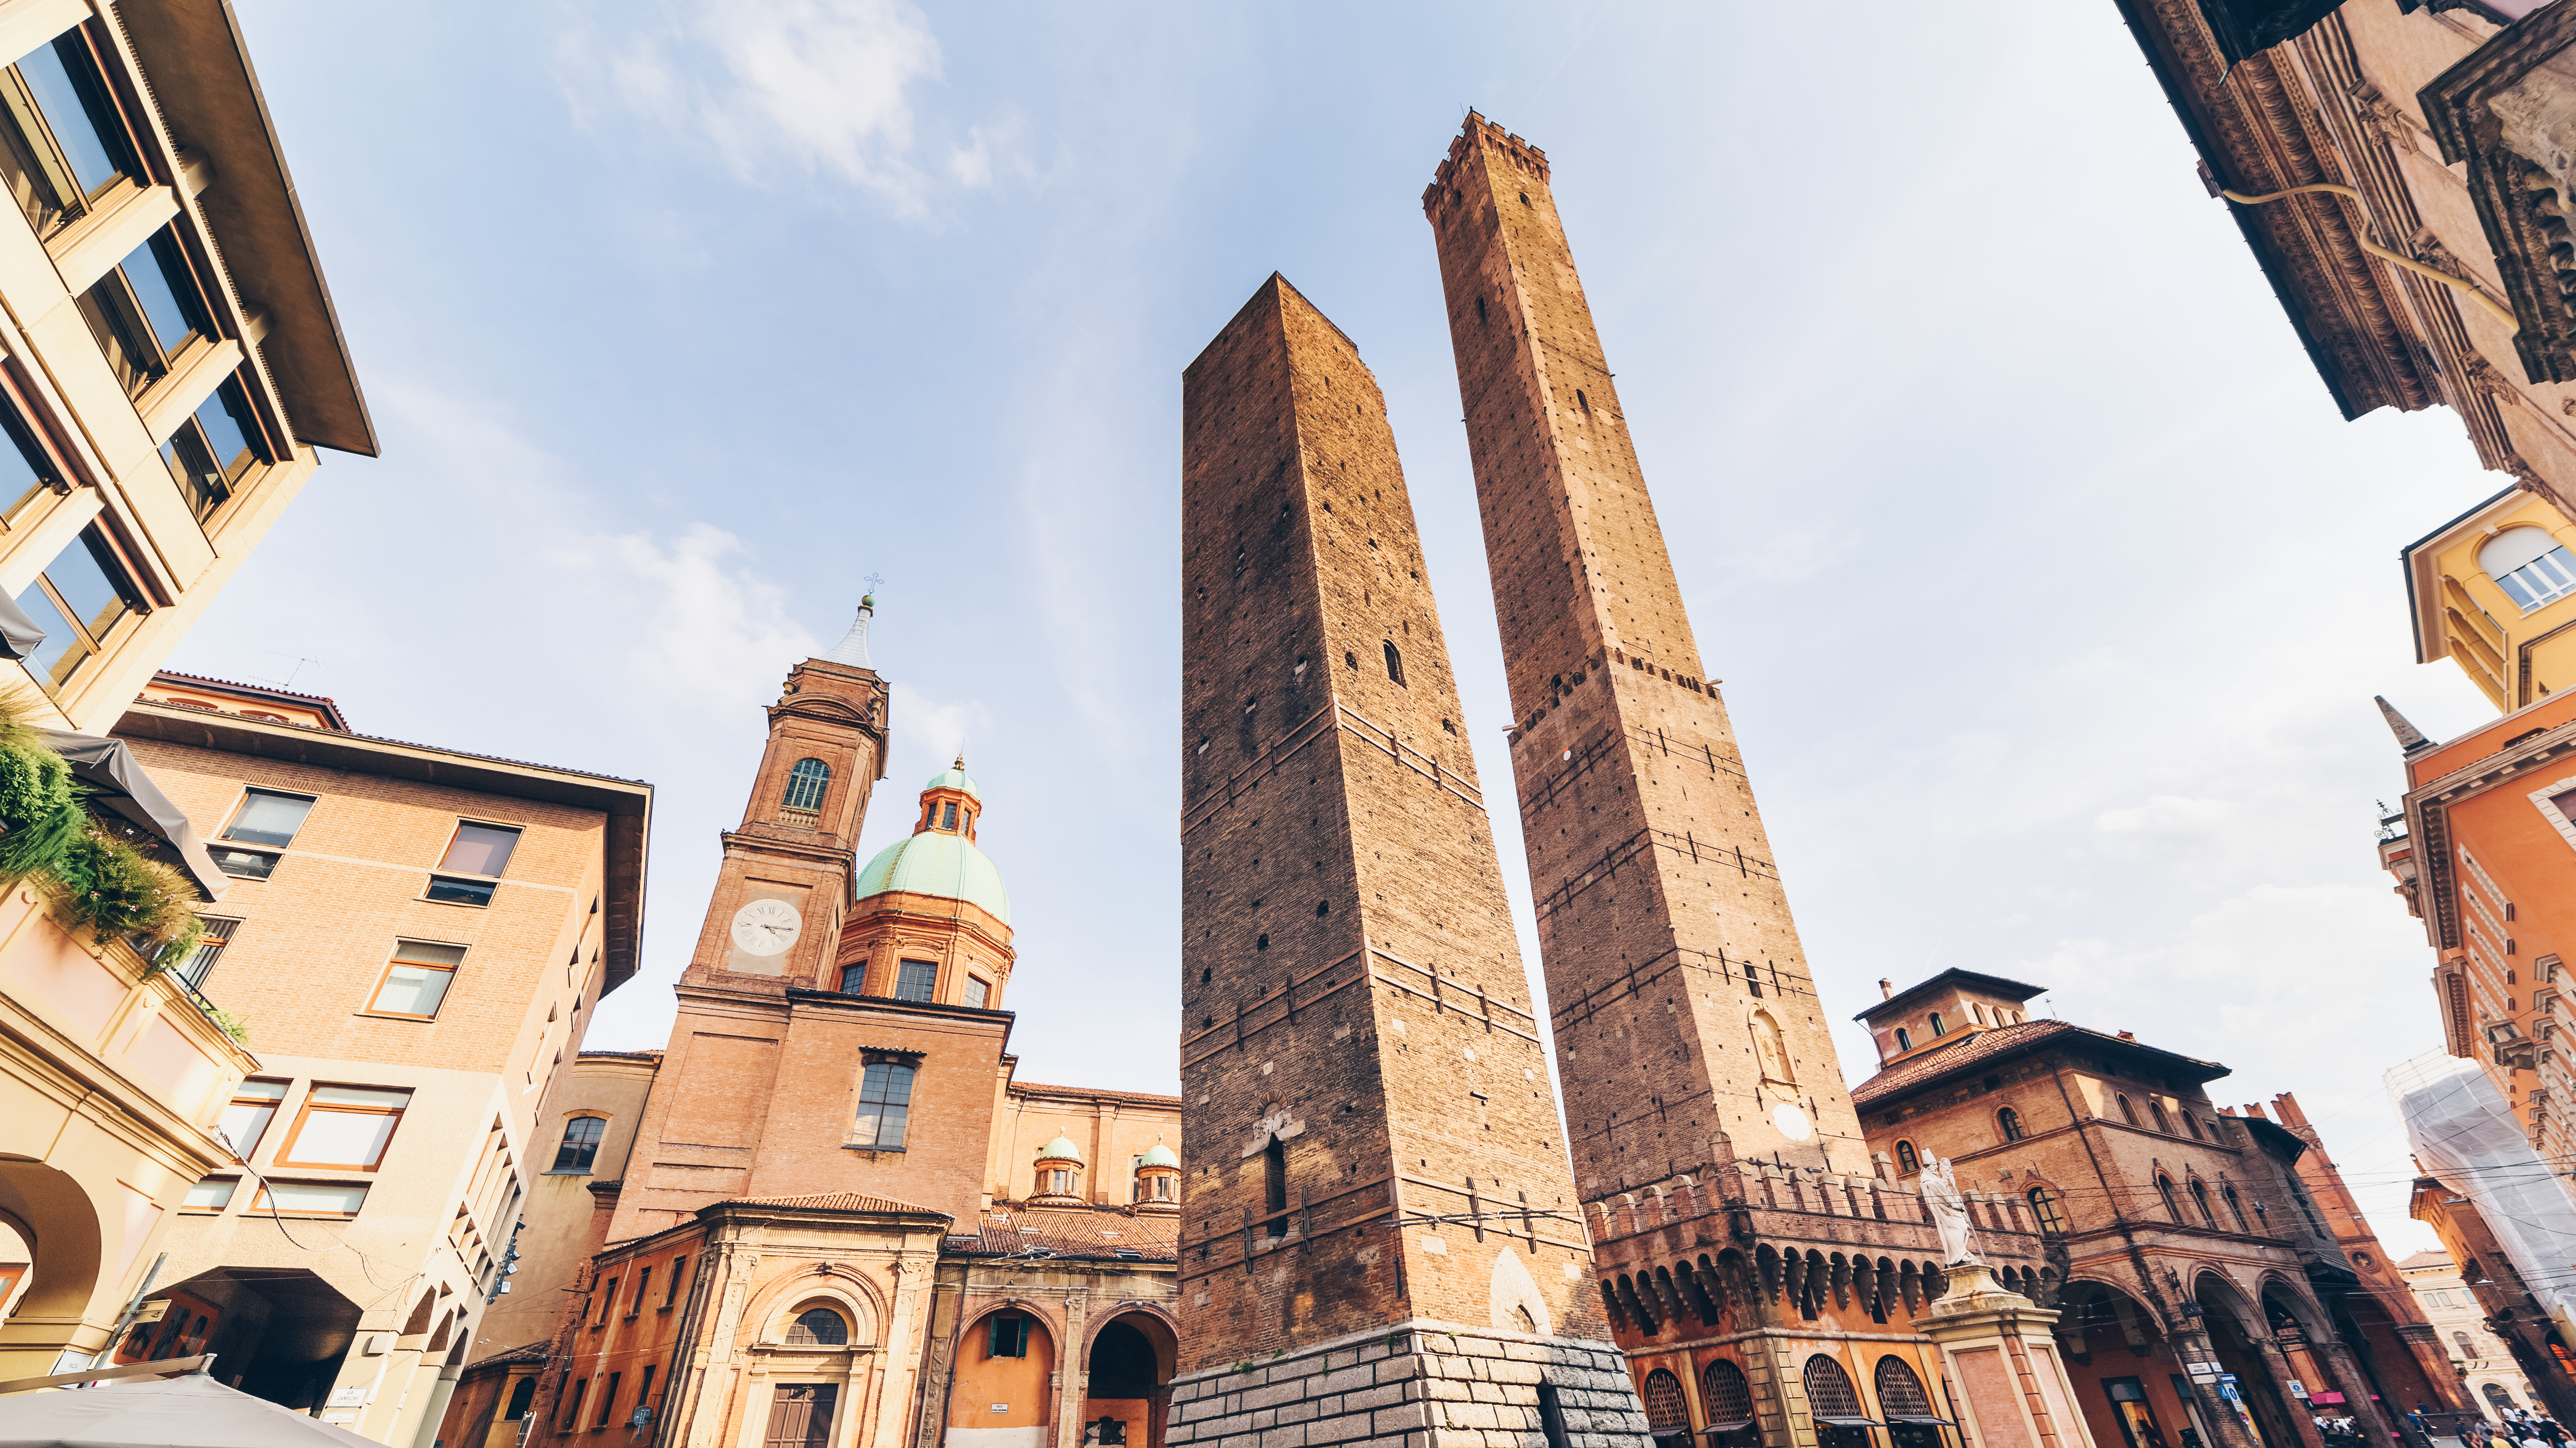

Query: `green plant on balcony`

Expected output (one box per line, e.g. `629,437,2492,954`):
0,691,202,965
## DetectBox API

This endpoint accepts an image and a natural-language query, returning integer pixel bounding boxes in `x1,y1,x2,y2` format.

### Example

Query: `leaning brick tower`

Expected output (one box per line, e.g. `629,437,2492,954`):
1170,274,1649,1448
1420,115,2055,1448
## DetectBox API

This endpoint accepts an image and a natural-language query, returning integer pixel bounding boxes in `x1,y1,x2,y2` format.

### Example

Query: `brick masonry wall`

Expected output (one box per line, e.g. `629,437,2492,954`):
1423,115,1863,1195
1168,1324,1645,1448
1180,275,1623,1378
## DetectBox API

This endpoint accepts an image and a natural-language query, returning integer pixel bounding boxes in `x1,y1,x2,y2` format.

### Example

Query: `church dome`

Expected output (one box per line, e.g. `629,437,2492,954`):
1036,1134,1084,1164
1139,1141,1179,1168
923,762,981,801
853,832,1010,924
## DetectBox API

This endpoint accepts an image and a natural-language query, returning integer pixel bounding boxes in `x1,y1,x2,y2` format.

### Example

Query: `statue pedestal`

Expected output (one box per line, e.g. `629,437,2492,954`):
1918,1265,2100,1448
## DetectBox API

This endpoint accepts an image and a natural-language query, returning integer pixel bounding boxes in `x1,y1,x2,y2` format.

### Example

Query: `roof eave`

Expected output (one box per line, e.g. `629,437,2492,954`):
117,0,375,455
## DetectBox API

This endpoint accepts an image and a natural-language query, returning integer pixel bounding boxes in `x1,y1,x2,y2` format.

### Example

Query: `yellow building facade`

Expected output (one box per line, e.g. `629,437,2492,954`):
2404,485,2576,712
0,0,373,1391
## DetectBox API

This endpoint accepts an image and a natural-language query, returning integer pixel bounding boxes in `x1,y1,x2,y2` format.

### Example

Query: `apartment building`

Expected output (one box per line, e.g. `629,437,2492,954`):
2399,1250,2538,1417
0,0,371,1390
96,672,646,1444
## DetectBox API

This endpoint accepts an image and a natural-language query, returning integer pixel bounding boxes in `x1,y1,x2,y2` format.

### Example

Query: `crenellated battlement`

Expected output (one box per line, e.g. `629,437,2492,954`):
1423,110,1552,214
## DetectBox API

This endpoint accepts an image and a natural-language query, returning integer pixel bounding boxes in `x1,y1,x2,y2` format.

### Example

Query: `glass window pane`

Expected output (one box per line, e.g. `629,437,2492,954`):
0,409,49,518
309,1086,411,1109
118,231,204,359
370,963,451,1017
209,846,276,879
193,377,261,478
11,579,78,684
223,790,314,848
963,977,988,1009
258,1181,367,1216
216,1100,275,1157
45,528,136,639
283,1106,399,1168
440,822,521,876
182,1177,235,1210
424,876,495,907
16,37,130,198
389,941,466,969
894,960,935,1002
160,426,224,520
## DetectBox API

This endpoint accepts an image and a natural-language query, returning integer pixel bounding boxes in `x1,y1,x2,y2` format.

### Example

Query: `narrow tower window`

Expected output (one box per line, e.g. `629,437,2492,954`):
2027,1186,2064,1234
1928,1012,1947,1036
1264,1136,1288,1238
1575,389,1589,414
782,757,830,814
1894,1027,1912,1051
1998,1107,2024,1142
1894,1140,1919,1174
1383,640,1407,687
940,801,958,830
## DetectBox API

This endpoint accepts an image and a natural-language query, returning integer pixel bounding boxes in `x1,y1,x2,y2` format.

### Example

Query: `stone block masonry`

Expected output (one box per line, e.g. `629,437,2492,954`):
1169,1322,1646,1448
1178,271,1647,1445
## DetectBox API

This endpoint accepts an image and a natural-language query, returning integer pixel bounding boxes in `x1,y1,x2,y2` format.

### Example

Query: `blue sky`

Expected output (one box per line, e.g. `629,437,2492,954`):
176,0,2507,1251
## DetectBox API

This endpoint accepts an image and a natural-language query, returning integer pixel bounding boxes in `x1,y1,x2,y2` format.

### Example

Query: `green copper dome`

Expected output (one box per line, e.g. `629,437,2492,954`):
1139,1141,1179,1168
924,758,981,801
853,831,1010,923
1036,1134,1084,1164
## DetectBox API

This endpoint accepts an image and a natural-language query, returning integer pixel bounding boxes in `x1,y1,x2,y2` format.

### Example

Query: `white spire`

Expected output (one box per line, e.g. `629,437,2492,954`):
823,595,874,668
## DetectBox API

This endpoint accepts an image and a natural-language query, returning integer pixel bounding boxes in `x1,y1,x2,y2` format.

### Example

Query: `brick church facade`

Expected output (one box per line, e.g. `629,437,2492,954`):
433,603,1185,1448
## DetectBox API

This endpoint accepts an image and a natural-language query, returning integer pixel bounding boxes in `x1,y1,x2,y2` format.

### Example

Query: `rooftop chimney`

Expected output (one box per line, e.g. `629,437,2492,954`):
2117,1030,2135,1041
1879,978,1893,1000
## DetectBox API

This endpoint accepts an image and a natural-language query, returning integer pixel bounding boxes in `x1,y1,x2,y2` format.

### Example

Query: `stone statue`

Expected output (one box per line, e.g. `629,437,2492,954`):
1922,1155,1985,1266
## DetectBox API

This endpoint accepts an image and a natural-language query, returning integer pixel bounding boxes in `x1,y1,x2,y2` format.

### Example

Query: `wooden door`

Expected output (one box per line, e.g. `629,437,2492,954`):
764,1384,839,1448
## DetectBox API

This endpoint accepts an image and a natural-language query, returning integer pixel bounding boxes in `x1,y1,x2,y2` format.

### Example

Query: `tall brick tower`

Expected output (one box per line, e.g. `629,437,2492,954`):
1420,117,2057,1448
1171,275,1648,1448
1424,112,1854,1201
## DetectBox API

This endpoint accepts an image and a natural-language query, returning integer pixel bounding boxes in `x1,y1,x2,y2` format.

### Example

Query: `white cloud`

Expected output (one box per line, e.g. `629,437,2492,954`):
2094,793,2236,836
947,120,1026,189
544,524,819,719
891,681,991,769
566,0,945,207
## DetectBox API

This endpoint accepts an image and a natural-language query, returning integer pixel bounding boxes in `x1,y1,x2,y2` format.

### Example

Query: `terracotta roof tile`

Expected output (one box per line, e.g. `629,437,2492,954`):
1849,1020,2226,1109
1008,1081,1184,1107
709,1191,949,1217
946,1209,1178,1262
463,1341,550,1371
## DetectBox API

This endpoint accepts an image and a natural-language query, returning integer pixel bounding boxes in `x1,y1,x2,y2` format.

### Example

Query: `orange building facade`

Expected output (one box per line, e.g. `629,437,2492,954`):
433,604,1183,1448
1852,971,2459,1448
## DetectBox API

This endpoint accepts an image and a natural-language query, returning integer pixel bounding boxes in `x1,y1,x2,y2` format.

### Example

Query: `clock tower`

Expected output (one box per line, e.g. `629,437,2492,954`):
679,599,891,992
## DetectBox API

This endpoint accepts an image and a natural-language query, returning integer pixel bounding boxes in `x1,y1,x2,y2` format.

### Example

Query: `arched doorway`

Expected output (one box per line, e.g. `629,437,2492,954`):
2195,1275,2303,1448
1084,1312,1175,1448
0,1157,107,1377
952,1307,1058,1441
2056,1279,2201,1448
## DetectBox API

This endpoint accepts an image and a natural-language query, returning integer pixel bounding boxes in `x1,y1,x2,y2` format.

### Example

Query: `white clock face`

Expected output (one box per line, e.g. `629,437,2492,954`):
730,898,803,957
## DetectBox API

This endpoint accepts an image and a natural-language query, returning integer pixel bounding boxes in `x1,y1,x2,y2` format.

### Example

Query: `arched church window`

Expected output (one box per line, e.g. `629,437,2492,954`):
2190,1179,2218,1228
2157,1175,2183,1223
2223,1183,2250,1232
2027,1186,2064,1234
1701,1359,1754,1427
1874,1356,1933,1419
1894,1027,1912,1051
783,758,830,813
788,1307,849,1345
1641,1370,1686,1435
1801,1355,1863,1420
1998,1107,2025,1142
1895,1141,1919,1174
1928,1012,1947,1036
852,1063,913,1149
2150,1099,2172,1134
551,1115,606,1173
2117,1094,2139,1127
1384,640,1407,687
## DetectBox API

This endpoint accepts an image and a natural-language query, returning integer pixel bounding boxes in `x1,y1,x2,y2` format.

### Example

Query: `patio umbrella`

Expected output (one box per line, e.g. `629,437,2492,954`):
0,1372,380,1446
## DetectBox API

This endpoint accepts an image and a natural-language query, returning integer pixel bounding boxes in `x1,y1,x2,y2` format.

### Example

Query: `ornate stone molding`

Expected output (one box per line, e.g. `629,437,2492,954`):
2423,3,2576,382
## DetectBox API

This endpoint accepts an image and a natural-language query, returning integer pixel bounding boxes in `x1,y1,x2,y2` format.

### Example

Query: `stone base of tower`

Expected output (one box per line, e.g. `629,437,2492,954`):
1918,1266,2103,1448
1169,1322,1651,1448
